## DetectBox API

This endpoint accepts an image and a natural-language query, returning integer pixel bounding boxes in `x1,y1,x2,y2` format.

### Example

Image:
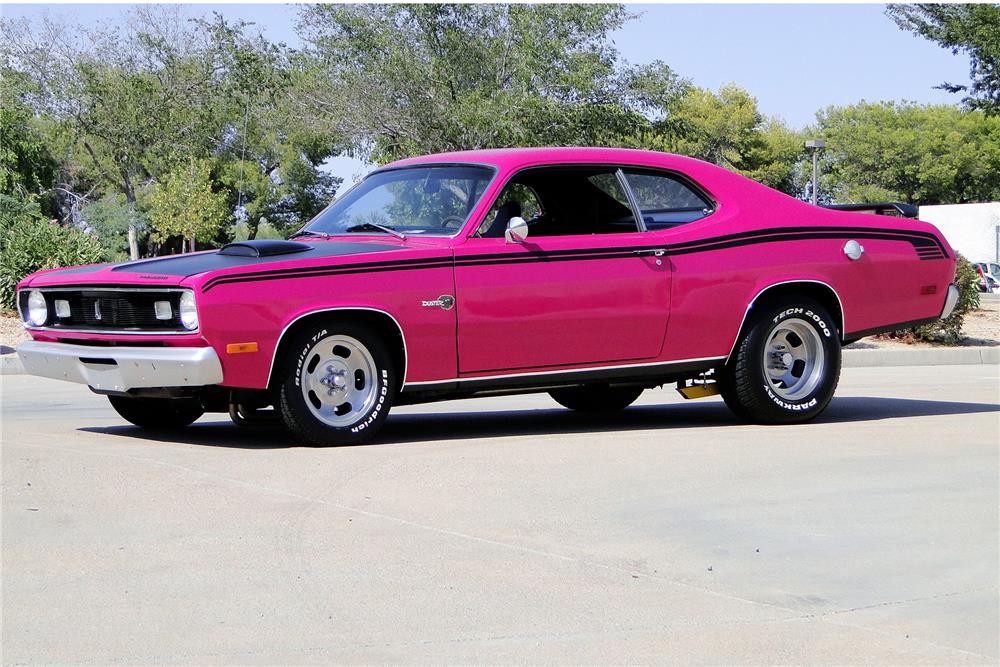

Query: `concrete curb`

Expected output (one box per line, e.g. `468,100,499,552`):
842,346,1000,367
1,346,998,378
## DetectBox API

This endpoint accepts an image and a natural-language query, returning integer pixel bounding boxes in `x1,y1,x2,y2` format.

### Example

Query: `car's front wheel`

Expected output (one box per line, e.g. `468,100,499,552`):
278,321,396,446
108,396,204,429
549,385,643,413
719,299,841,424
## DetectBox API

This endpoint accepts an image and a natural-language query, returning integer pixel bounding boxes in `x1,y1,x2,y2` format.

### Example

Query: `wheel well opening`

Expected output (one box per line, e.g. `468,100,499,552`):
269,310,407,393
738,283,845,346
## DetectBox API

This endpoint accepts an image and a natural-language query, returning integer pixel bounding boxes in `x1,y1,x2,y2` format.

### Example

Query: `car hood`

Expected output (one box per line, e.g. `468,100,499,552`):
20,237,445,290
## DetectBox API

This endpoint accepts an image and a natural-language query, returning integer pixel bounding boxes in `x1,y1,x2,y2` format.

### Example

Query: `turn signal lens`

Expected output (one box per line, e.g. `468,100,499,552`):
179,290,199,330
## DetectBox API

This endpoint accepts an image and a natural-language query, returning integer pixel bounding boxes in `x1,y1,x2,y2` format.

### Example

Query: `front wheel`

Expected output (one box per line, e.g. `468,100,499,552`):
108,396,204,430
719,299,841,424
549,385,643,413
278,321,396,446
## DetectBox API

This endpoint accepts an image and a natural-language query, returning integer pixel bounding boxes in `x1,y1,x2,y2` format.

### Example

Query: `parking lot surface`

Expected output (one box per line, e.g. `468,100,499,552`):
2,365,998,665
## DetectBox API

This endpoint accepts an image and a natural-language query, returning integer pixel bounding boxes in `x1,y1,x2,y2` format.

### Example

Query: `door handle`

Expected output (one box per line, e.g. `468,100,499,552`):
633,248,666,257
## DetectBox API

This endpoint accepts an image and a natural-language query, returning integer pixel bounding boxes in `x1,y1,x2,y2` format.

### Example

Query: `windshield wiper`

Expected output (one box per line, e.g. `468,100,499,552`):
289,229,333,239
344,223,406,240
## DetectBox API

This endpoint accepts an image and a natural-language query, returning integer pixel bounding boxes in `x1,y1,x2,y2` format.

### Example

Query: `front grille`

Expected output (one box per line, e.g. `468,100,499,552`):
23,289,189,333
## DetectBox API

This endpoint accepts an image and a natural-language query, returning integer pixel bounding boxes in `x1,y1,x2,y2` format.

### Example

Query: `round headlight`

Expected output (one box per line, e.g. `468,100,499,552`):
179,291,199,331
26,290,48,326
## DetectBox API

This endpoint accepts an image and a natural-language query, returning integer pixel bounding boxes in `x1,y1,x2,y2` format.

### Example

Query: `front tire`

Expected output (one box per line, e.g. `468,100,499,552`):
720,299,841,424
549,385,643,413
278,321,396,446
108,396,204,429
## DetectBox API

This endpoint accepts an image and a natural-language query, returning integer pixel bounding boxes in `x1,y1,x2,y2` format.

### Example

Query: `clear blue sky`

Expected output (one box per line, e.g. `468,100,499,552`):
3,3,971,183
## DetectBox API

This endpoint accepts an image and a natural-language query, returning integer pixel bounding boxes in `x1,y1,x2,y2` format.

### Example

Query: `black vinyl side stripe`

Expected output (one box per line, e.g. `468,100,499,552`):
200,226,949,292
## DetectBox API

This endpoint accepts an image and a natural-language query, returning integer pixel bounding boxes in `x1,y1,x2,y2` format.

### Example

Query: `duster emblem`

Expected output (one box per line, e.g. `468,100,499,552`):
421,295,455,310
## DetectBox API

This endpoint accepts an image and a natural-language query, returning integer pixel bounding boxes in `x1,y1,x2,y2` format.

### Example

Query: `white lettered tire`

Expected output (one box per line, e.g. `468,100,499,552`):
278,321,396,446
720,299,841,424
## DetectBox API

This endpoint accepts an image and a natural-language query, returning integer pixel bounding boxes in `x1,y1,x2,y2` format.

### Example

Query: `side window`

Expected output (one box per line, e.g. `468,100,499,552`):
476,183,542,237
623,171,713,230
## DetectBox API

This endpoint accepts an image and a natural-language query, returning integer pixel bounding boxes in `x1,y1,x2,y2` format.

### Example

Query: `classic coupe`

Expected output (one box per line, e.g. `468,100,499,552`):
16,148,958,445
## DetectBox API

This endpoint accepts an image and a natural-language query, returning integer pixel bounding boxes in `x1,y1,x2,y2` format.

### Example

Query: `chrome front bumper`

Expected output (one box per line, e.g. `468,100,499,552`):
16,341,223,392
941,284,960,319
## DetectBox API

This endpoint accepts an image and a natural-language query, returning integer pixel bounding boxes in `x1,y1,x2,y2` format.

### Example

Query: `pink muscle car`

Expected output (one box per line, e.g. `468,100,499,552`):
16,148,958,445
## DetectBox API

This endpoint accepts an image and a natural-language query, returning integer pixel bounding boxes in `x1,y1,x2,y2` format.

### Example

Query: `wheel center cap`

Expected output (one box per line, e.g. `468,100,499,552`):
781,352,793,366
320,365,348,395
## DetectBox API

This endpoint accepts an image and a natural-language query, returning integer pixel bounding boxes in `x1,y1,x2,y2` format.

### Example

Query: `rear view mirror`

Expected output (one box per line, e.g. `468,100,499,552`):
505,216,529,244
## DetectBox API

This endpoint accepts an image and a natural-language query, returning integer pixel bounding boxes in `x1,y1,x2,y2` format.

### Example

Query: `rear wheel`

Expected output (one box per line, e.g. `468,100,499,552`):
278,321,396,446
720,299,841,424
108,396,204,429
549,385,643,413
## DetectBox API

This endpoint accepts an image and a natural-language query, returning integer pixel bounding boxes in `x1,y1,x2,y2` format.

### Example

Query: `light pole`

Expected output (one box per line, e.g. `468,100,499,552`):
805,139,825,205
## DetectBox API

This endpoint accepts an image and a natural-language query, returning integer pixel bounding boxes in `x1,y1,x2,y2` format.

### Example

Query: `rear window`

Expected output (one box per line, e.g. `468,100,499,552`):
622,171,713,229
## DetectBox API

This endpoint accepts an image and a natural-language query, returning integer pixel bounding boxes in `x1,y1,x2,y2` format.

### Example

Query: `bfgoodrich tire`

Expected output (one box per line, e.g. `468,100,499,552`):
720,299,841,424
278,321,396,446
549,385,643,413
108,396,204,429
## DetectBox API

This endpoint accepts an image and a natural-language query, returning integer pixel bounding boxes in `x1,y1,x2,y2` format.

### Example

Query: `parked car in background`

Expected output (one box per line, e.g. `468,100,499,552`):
973,262,1000,293
15,148,959,445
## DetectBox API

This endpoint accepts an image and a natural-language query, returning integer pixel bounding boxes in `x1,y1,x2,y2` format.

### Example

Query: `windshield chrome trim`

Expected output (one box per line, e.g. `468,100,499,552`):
297,162,500,240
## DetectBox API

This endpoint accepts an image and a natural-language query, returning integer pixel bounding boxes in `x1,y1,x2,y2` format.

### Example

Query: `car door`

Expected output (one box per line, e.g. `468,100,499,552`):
453,166,671,374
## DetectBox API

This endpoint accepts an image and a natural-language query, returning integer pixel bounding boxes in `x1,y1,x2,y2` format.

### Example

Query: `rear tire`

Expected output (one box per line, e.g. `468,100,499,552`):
108,396,204,430
549,385,643,413
278,320,396,446
720,299,841,424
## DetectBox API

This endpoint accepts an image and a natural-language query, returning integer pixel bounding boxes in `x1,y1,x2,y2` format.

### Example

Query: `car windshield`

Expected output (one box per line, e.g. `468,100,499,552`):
303,165,494,237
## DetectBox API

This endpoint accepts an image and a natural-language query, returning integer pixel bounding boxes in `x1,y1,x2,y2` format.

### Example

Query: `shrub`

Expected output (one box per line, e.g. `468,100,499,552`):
882,252,981,343
0,195,105,311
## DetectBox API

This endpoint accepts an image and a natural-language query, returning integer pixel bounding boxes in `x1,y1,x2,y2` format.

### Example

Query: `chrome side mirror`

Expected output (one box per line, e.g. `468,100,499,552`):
505,216,529,244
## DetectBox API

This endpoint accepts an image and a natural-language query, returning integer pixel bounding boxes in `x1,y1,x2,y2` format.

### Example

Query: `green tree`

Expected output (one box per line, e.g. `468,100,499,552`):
0,69,56,197
148,159,229,252
294,4,680,162
623,83,808,196
815,101,1000,204
888,4,1000,114
0,195,104,310
80,193,144,261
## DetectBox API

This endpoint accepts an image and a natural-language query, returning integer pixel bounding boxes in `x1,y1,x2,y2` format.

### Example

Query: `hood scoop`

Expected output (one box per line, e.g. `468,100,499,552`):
218,240,313,258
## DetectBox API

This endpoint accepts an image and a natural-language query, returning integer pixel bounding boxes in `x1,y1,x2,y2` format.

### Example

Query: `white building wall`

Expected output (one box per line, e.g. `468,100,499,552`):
918,202,1000,263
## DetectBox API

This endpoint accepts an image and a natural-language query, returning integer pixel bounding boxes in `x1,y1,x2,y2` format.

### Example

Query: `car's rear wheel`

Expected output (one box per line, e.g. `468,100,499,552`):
720,298,841,424
549,385,643,413
107,396,204,429
278,321,396,446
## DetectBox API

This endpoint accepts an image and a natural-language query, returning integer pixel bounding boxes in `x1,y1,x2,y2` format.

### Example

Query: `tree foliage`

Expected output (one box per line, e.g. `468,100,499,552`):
888,3,1000,114
0,69,56,197
0,195,104,310
147,159,229,251
293,4,677,162
814,101,1000,204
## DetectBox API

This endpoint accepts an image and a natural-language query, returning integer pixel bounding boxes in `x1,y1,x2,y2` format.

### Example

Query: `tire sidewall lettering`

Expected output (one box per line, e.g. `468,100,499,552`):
291,329,392,436
762,305,834,412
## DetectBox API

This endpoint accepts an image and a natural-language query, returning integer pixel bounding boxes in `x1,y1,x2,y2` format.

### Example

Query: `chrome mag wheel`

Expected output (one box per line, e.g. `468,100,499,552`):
299,334,379,428
762,317,826,401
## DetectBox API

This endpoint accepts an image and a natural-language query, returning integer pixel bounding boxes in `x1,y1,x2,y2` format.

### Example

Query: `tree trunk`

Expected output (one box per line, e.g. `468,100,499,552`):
120,170,140,261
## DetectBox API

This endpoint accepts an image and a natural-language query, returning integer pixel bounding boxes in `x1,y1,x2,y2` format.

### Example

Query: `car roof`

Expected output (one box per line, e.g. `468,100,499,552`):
383,147,714,173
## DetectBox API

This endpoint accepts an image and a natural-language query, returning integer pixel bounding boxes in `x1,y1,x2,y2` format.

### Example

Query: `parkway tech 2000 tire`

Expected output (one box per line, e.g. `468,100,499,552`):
107,395,204,430
278,320,396,446
720,298,841,424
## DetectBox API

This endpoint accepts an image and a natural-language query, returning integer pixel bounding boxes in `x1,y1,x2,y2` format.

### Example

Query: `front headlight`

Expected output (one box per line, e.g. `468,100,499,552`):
179,290,199,331
26,290,48,326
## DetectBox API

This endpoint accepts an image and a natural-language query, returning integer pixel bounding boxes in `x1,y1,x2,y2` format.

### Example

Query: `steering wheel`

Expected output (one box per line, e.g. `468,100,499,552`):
441,215,465,230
